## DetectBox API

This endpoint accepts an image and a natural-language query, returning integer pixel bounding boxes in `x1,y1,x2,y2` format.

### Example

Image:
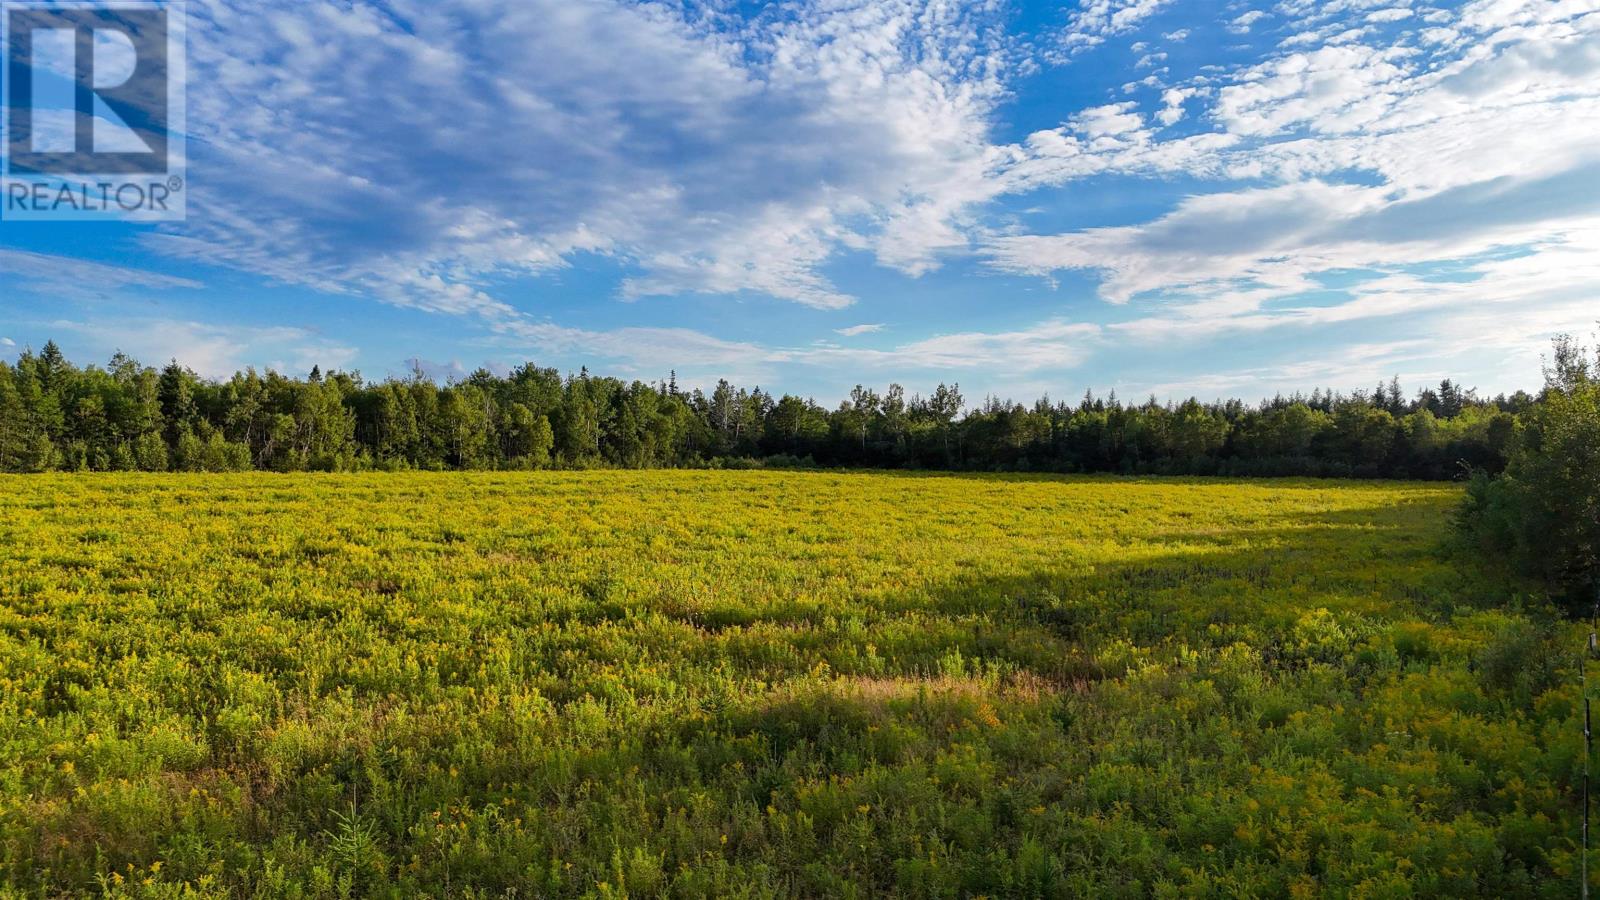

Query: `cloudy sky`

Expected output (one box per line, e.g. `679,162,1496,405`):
2,0,1598,402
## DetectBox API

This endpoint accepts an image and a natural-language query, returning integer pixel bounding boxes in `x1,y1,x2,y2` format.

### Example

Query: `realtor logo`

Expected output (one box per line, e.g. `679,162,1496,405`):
2,1,185,221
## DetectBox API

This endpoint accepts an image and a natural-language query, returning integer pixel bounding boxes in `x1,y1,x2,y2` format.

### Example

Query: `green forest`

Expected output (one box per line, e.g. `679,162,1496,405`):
0,342,1527,479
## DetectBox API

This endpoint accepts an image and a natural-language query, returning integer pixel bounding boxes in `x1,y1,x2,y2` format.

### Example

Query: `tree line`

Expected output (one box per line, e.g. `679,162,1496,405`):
0,340,1532,478
1459,335,1600,604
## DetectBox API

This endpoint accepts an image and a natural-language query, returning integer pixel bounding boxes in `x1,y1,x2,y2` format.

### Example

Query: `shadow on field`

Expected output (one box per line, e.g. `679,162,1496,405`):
764,467,1447,490
806,497,1480,687
332,500,1510,895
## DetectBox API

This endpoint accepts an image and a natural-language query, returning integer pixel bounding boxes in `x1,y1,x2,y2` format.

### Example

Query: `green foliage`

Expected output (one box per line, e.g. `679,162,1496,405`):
1460,336,1600,601
0,472,1582,896
0,345,1525,477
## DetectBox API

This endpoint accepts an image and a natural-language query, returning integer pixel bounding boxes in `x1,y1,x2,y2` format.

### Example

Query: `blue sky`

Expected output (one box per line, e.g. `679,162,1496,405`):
3,0,1599,404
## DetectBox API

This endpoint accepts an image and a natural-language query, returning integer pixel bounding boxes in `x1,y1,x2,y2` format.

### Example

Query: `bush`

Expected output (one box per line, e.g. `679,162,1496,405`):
1459,336,1600,603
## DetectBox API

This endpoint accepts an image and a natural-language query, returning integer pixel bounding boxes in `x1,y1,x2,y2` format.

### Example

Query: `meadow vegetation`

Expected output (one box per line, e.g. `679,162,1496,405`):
0,472,1585,897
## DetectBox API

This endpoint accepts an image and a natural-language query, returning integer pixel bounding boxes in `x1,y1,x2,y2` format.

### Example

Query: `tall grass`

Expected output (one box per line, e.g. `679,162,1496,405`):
0,472,1582,897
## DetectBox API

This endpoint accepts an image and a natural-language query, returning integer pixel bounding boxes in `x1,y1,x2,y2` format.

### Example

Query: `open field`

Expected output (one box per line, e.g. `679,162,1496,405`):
0,472,1583,897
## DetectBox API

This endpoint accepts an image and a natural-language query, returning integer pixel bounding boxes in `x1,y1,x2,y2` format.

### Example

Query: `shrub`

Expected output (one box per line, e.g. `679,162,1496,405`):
1460,336,1600,604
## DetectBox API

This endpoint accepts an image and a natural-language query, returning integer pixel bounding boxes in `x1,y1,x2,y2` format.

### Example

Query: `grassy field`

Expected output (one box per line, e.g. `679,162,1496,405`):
0,472,1584,897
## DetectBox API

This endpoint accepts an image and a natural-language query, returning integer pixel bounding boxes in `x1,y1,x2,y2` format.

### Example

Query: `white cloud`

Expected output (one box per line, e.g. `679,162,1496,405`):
1229,10,1269,34
1132,340,1438,401
1367,8,1414,24
1156,87,1196,124
1212,43,1412,137
989,180,1383,302
1072,102,1147,137
990,169,1600,302
1002,127,1239,196
1,337,15,348
1129,275,1600,399
1057,0,1176,56
489,316,1101,381
802,320,1098,371
984,0,1600,369
48,318,360,379
0,249,203,302
153,0,1017,318
836,323,887,337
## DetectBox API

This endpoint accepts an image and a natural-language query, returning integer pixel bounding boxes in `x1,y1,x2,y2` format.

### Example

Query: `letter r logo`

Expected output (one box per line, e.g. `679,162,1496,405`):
6,5,169,175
